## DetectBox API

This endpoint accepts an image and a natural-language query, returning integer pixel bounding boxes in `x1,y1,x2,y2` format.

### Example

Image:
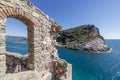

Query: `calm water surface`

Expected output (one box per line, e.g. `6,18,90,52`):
6,39,120,80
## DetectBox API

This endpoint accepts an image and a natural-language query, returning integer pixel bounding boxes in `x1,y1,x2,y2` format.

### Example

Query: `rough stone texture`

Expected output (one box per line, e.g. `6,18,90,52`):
0,55,6,79
0,71,52,80
52,59,72,80
5,52,28,73
65,37,110,52
0,0,72,80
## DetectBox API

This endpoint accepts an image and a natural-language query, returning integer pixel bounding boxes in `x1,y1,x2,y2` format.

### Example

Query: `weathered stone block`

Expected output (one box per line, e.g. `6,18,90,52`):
0,61,6,74
0,26,6,34
0,35,5,40
0,54,6,62
0,47,6,54
0,42,5,47
39,71,52,80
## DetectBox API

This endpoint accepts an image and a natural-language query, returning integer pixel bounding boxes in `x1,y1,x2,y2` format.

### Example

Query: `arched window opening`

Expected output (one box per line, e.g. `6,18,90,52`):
6,18,28,55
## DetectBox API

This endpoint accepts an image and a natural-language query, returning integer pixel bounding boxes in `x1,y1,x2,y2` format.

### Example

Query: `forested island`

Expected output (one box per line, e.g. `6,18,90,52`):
57,24,110,52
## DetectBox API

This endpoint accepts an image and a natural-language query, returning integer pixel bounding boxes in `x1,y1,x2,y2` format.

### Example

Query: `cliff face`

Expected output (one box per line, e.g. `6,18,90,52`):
57,24,110,52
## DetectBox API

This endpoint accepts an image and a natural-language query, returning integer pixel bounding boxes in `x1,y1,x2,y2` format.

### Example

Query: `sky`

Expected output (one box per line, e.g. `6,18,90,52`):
6,18,27,37
6,0,120,39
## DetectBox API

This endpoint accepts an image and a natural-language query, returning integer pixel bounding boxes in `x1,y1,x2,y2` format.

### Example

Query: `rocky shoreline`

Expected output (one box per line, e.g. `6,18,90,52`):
60,38,110,53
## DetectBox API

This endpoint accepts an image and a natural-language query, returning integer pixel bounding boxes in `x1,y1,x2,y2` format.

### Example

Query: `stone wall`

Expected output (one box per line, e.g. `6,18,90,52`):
52,59,72,80
0,0,72,80
2,52,72,80
0,54,6,79
5,52,28,73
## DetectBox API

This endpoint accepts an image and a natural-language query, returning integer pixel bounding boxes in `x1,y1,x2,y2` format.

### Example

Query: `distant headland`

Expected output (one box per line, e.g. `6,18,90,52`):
6,35,27,41
57,24,110,53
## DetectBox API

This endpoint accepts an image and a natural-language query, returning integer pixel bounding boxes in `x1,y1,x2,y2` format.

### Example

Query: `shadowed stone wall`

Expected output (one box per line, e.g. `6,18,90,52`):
0,0,72,80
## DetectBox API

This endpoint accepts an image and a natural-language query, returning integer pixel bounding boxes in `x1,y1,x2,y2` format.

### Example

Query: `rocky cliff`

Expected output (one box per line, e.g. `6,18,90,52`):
57,24,110,52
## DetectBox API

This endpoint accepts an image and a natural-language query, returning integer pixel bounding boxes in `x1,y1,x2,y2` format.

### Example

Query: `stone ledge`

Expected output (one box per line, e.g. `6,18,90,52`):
5,52,28,58
0,71,52,80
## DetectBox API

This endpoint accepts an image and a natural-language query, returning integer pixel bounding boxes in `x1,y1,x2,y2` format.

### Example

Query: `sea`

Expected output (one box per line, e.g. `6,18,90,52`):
6,37,120,80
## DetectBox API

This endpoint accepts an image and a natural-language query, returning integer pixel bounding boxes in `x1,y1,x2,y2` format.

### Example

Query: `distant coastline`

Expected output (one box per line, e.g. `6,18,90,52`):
6,35,27,42
6,35,27,38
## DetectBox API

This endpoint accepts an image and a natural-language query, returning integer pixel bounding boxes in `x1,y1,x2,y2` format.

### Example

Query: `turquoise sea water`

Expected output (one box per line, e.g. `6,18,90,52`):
6,38,120,80
6,37,28,55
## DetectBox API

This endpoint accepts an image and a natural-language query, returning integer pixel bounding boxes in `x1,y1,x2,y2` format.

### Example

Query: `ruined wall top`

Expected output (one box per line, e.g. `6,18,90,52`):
0,0,60,30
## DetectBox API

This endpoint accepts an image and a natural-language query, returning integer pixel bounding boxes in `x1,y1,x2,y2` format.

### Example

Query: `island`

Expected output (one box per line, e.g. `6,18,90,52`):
57,24,110,52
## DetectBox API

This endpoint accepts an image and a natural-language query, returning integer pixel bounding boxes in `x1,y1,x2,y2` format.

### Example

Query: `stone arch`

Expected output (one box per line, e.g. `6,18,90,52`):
0,8,37,26
0,0,71,80
0,8,37,70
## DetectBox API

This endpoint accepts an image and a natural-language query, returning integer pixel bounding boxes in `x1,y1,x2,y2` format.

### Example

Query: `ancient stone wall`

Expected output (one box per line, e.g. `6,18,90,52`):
5,52,28,73
52,59,72,80
0,0,72,80
0,54,6,79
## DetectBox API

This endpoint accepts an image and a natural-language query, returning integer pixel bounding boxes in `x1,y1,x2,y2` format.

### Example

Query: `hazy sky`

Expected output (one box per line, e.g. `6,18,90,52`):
6,0,120,39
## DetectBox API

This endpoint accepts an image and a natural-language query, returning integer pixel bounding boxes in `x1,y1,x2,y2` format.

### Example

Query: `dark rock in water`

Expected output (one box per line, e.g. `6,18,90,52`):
21,38,27,41
57,24,110,52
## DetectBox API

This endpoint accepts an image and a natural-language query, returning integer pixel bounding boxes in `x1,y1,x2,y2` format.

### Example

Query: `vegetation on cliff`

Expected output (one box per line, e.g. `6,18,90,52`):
57,24,103,45
57,24,110,52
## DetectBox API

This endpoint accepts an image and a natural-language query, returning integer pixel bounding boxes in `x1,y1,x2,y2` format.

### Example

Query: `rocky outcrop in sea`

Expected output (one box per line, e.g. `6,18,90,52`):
57,24,110,52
